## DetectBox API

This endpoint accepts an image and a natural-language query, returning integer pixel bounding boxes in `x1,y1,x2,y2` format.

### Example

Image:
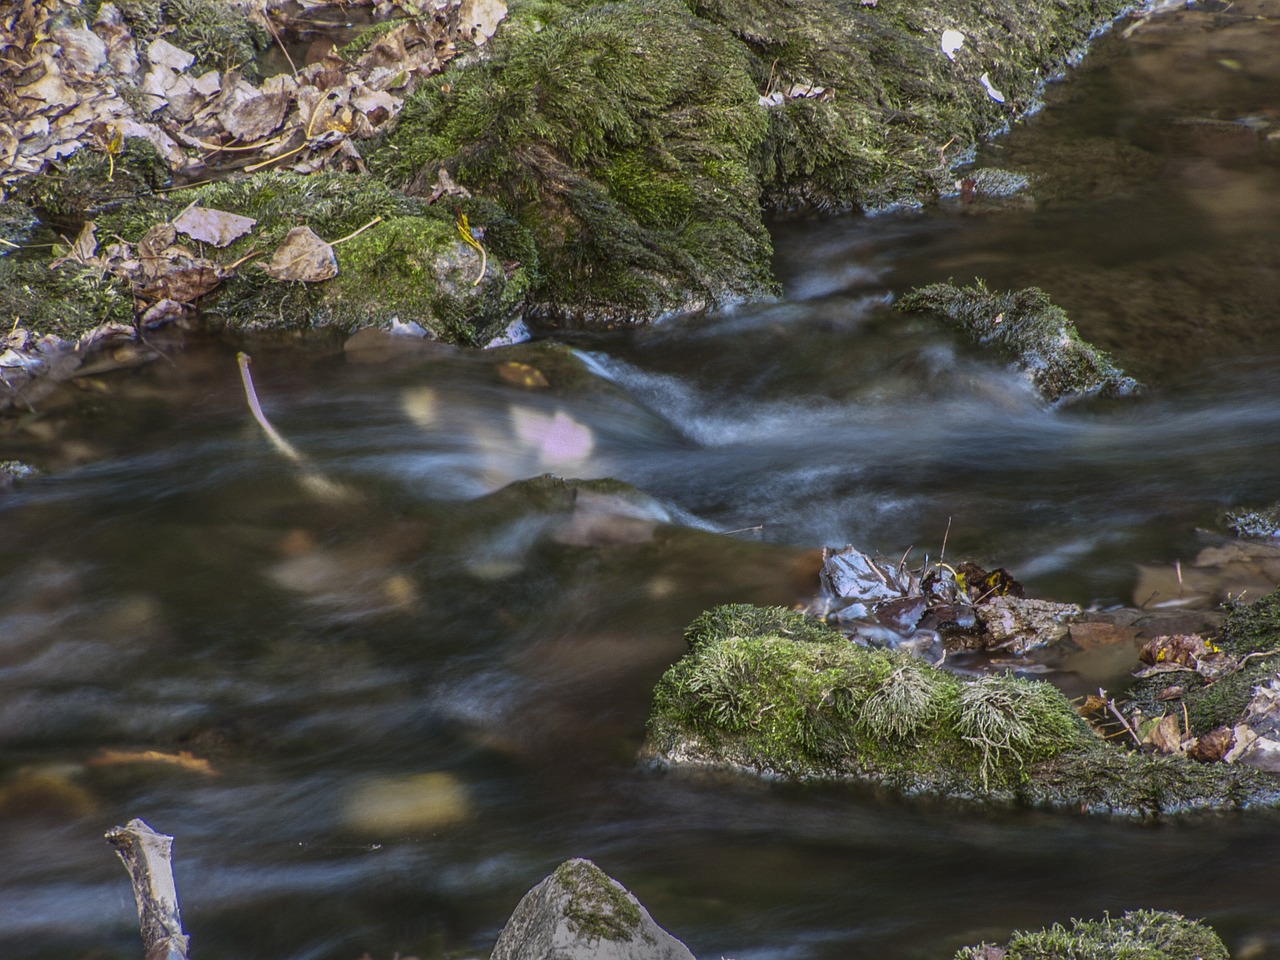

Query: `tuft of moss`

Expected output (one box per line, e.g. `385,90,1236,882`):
96,0,268,79
897,281,1140,402
649,605,1280,814
956,908,1229,960
683,603,843,652
378,0,776,325
1218,586,1280,657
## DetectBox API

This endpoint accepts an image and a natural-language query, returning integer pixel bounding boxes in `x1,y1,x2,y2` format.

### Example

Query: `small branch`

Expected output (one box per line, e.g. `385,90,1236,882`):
105,819,190,960
237,351,304,464
1102,688,1142,747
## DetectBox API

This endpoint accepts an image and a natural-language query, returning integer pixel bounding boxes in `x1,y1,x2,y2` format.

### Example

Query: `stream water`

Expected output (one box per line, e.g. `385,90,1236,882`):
4,5,1280,959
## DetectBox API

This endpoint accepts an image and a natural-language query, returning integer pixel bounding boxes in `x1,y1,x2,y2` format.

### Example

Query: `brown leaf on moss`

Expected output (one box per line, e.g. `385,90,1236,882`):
261,225,338,282
1142,713,1186,755
139,262,225,302
1187,725,1236,763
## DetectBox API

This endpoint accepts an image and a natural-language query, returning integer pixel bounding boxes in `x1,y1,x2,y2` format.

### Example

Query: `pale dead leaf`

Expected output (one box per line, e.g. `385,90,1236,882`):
173,205,257,247
1143,713,1186,755
218,79,289,141
52,26,108,74
147,37,195,72
261,226,338,282
458,0,508,45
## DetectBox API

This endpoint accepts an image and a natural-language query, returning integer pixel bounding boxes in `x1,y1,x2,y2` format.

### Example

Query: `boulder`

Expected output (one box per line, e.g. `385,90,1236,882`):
491,859,695,960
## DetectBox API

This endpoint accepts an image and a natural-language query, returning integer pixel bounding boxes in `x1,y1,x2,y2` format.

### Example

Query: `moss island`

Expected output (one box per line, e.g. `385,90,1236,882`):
646,604,1280,816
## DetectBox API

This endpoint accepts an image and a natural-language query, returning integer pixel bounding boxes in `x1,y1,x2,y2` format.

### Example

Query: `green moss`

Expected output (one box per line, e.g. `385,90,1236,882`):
555,859,644,943
696,0,1131,211
0,256,135,339
649,605,1280,814
12,138,169,227
957,909,1229,960
897,281,1141,402
378,0,775,324
97,0,267,79
1219,587,1280,656
95,171,529,342
683,604,843,652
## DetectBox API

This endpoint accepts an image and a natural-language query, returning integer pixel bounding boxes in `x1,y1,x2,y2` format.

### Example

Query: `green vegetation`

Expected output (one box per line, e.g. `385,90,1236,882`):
956,909,1228,960
378,0,775,324
555,859,645,943
649,604,1280,814
103,0,268,79
897,281,1140,402
90,171,531,342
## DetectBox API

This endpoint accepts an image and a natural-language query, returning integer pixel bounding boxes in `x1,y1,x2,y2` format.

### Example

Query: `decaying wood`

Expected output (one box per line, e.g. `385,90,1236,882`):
105,819,191,960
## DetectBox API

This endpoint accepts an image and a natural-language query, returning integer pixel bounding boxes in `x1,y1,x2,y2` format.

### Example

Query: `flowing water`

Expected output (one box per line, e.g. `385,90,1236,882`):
4,6,1280,959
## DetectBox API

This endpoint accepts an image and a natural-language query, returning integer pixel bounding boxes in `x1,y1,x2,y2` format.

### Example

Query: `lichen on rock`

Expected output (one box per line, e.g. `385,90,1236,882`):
647,604,1280,815
896,280,1141,402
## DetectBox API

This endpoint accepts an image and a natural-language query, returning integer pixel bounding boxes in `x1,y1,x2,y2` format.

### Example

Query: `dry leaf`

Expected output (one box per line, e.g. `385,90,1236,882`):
458,0,508,45
261,225,338,282
218,78,289,141
1143,713,1185,754
139,262,226,302
173,205,257,247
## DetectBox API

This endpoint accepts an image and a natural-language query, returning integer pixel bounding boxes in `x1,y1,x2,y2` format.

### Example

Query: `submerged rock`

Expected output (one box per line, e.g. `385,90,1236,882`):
956,908,1228,960
646,604,1280,815
896,281,1141,402
491,858,694,960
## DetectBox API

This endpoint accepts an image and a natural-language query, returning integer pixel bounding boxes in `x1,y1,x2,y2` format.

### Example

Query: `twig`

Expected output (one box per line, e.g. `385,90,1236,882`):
940,515,952,561
237,352,304,463
721,524,765,535
1103,689,1142,746
330,216,384,246
261,12,298,78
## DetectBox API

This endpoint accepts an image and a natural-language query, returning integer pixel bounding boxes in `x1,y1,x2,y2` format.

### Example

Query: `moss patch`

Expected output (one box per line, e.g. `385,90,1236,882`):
378,0,775,325
897,281,1140,402
555,859,645,944
649,604,1280,814
94,171,532,342
956,908,1229,960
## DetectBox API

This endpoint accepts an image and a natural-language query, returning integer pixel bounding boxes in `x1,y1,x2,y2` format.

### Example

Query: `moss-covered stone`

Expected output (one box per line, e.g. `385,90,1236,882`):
896,281,1141,402
92,171,532,342
11,137,170,228
647,604,1280,814
379,0,775,326
555,859,645,943
0,254,136,339
956,908,1229,960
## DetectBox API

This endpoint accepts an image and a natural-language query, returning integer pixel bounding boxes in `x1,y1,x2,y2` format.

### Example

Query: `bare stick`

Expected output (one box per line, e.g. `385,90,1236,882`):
105,819,190,960
940,515,953,561
1102,688,1142,747
237,351,304,464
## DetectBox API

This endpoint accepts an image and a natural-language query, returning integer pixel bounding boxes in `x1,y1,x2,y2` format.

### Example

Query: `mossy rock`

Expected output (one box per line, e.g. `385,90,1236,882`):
0,255,136,339
647,604,1280,815
378,0,776,326
94,171,533,342
896,281,1141,402
956,908,1229,960
699,0,1132,211
11,137,170,228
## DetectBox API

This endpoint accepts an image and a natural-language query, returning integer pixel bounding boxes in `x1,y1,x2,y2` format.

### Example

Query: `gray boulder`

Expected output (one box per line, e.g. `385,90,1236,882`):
491,859,695,960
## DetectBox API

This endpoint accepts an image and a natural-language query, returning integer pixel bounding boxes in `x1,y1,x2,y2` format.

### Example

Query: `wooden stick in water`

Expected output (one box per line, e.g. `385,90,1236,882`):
105,819,190,960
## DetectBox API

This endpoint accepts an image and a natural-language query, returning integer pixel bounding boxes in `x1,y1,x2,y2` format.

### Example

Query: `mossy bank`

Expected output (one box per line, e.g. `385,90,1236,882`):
7,0,1138,343
646,604,1280,816
956,909,1229,960
380,0,1136,326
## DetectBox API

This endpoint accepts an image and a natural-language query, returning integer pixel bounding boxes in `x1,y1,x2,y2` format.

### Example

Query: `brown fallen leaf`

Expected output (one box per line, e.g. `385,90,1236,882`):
1187,725,1235,763
88,749,217,775
1142,713,1186,755
173,205,257,247
261,225,338,282
139,262,226,302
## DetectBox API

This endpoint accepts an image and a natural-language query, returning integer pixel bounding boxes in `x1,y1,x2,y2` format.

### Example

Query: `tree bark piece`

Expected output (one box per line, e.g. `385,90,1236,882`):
105,818,191,960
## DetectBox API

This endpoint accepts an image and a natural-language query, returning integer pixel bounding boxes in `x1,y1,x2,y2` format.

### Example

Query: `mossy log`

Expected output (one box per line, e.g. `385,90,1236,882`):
646,604,1280,816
